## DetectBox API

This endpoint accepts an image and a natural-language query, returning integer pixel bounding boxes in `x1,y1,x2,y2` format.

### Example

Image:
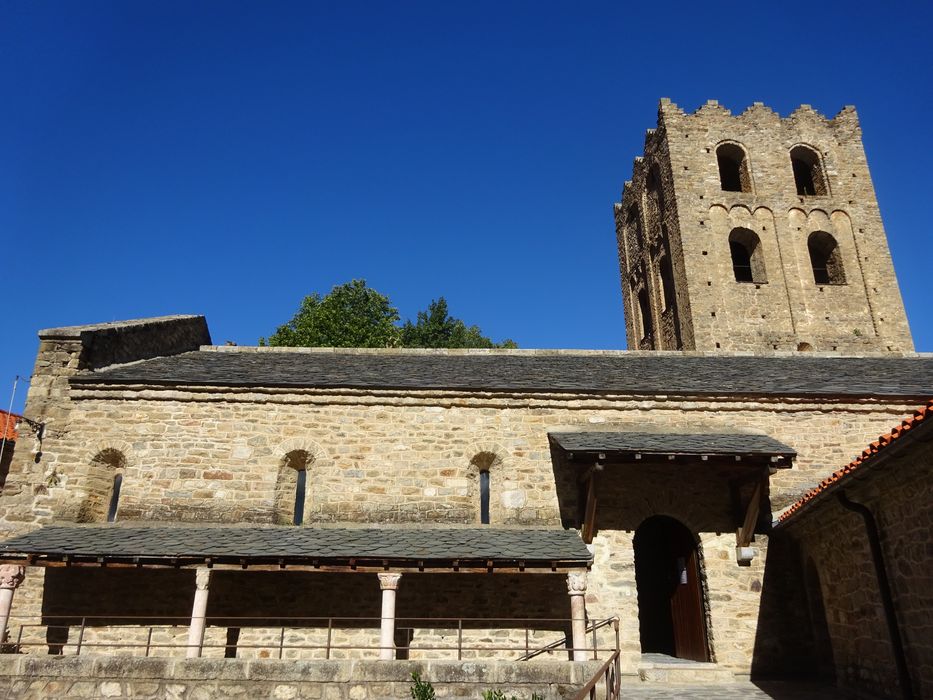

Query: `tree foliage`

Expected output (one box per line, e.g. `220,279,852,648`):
261,280,516,349
261,279,401,348
401,298,516,349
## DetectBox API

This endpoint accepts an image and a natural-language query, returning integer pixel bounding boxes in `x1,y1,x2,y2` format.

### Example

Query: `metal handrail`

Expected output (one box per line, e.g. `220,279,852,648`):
572,619,621,700
515,616,617,661
571,649,621,700
3,614,619,661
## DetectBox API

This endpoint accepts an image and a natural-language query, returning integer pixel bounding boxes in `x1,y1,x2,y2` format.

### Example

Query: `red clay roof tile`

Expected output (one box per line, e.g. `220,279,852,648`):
0,410,19,443
779,399,933,524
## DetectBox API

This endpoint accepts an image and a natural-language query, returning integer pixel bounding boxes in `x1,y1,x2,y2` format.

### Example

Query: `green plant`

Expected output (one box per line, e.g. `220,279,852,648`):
410,672,436,700
482,691,544,700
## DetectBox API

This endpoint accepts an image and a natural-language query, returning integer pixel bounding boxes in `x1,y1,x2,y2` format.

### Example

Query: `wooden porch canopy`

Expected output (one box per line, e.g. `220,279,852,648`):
0,525,592,574
548,431,796,550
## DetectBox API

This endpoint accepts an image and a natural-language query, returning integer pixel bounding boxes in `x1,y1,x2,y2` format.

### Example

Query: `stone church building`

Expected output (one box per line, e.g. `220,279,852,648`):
0,100,930,699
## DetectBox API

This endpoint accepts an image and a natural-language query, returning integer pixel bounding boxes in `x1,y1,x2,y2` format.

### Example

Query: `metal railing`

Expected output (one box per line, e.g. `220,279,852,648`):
571,647,621,700
516,616,618,662
3,615,620,662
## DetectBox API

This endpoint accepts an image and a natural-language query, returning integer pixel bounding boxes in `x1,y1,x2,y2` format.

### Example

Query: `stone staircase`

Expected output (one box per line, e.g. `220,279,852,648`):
637,653,734,684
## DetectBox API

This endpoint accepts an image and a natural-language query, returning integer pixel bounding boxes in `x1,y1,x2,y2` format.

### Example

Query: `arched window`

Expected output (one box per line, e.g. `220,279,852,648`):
716,143,751,193
79,448,126,523
275,450,312,525
107,473,123,523
638,289,653,339
627,205,645,249
728,228,767,283
479,470,490,525
790,146,827,196
658,255,675,311
470,451,498,525
808,231,846,285
646,165,666,215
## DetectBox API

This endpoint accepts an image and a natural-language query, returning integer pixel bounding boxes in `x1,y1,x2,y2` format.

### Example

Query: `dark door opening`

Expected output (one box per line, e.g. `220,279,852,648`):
634,515,709,662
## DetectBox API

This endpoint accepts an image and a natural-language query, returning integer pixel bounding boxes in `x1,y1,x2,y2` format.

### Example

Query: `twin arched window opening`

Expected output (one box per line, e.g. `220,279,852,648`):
716,144,752,193
791,146,828,196
728,228,767,284
808,231,846,285
715,143,829,196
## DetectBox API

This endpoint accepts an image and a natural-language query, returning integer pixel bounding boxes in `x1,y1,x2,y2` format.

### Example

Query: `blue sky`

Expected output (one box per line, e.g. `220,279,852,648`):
2,2,932,412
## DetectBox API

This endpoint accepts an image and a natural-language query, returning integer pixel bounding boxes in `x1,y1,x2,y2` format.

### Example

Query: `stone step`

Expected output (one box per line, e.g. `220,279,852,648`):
637,654,734,684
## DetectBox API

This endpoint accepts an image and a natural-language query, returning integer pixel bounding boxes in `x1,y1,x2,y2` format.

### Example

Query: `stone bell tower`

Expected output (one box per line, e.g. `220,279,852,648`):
614,98,913,353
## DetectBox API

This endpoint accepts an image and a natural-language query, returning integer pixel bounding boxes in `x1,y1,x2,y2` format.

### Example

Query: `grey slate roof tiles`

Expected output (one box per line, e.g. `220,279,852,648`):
548,431,796,457
0,526,592,565
71,350,933,398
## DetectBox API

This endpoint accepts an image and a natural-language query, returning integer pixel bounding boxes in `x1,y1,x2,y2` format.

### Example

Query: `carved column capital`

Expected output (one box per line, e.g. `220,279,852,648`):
566,570,587,596
195,568,211,591
378,572,402,591
0,566,25,590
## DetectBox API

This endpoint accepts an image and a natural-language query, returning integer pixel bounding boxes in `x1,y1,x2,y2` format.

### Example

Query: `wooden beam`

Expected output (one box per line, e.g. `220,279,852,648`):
581,468,599,544
0,557,588,575
736,478,763,548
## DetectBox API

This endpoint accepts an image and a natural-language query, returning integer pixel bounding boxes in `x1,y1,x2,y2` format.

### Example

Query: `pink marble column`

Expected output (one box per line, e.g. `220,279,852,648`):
377,573,402,660
186,568,211,658
0,565,25,645
567,570,588,662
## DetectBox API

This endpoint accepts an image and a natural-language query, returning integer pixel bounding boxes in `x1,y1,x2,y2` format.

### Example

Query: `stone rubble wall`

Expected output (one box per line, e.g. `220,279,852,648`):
0,655,605,699
0,368,923,677
781,426,933,699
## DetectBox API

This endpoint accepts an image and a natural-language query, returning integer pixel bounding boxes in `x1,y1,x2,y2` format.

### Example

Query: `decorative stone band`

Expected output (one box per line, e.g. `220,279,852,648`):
377,573,402,591
195,568,211,591
566,570,587,596
0,566,25,590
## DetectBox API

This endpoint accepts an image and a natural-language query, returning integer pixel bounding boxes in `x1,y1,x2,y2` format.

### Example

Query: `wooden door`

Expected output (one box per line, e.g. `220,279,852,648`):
634,516,709,661
669,543,709,662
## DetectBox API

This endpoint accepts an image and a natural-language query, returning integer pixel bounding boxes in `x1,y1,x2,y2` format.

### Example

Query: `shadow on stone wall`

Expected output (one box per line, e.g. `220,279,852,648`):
750,531,823,680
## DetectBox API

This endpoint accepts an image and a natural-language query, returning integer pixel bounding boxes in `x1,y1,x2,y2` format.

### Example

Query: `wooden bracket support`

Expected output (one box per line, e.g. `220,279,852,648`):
581,464,602,544
735,477,765,548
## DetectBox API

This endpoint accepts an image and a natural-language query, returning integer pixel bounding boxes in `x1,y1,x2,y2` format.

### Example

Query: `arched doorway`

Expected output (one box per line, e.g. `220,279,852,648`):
634,515,709,661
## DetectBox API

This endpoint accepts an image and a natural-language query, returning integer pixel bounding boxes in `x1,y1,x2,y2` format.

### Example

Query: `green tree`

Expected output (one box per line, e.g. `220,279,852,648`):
261,279,401,348
401,298,517,349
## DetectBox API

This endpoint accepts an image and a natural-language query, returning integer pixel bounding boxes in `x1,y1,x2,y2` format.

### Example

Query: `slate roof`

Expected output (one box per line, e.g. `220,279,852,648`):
70,350,933,398
778,400,933,525
549,431,796,458
0,525,592,567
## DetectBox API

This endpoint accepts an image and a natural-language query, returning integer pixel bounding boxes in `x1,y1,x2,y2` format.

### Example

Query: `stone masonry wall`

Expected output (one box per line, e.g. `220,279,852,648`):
0,316,209,531
782,428,933,699
616,100,913,353
0,655,604,700
0,345,924,677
